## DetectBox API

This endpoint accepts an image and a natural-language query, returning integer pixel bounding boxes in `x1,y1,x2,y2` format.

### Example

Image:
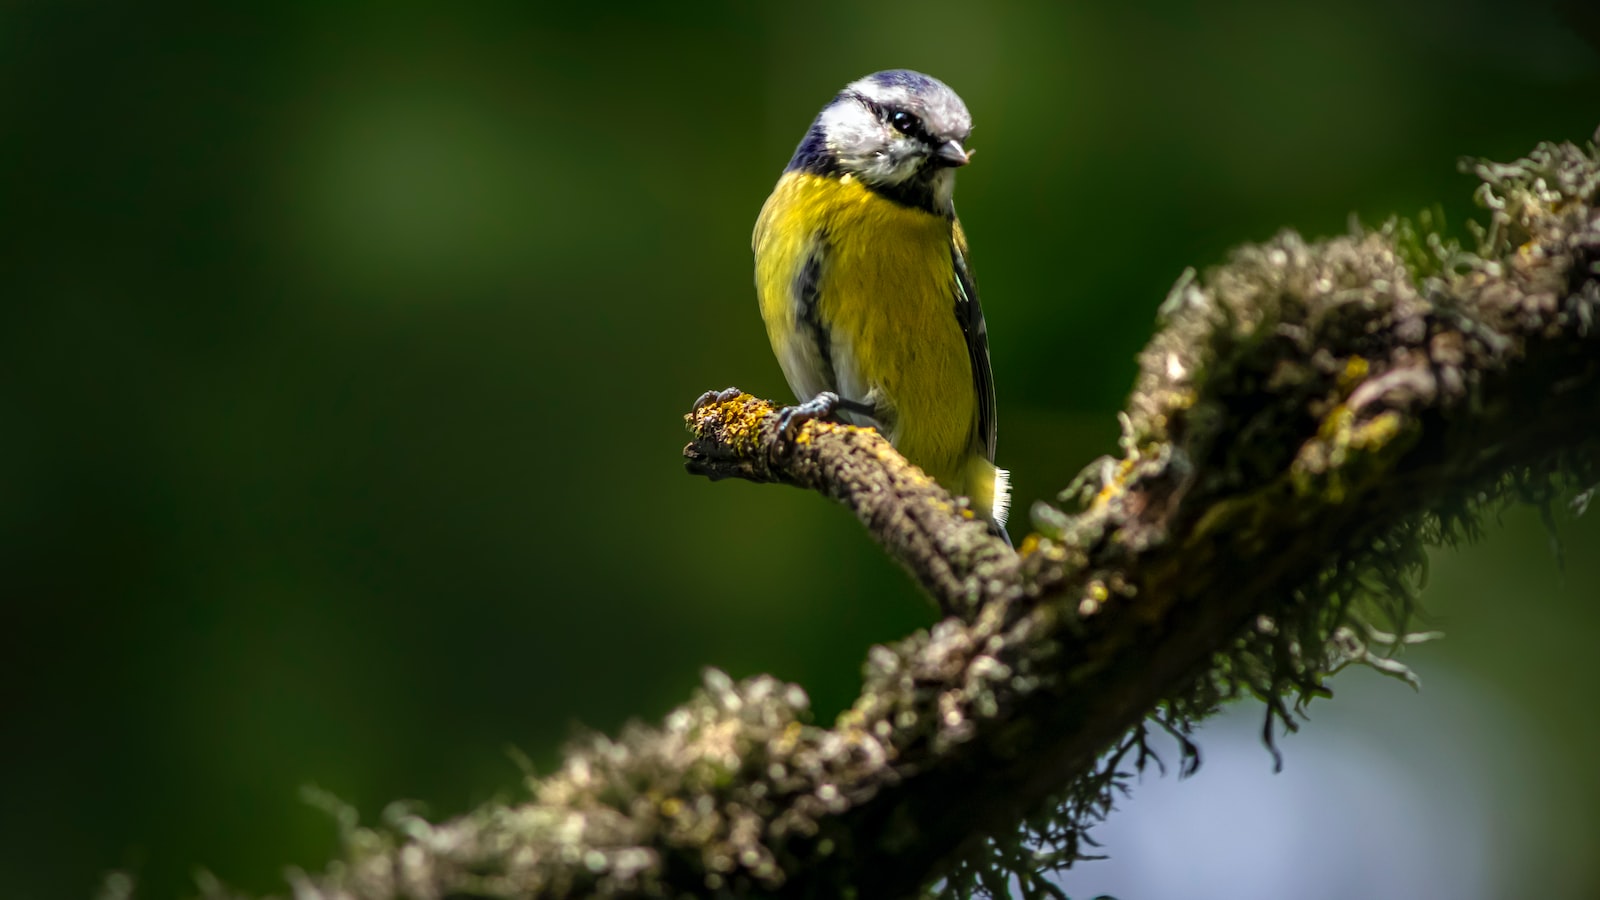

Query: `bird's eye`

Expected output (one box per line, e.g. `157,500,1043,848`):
889,110,918,135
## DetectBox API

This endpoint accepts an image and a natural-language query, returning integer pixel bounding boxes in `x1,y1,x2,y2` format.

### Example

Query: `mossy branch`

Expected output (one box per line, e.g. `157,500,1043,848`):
683,392,1018,615
239,134,1598,900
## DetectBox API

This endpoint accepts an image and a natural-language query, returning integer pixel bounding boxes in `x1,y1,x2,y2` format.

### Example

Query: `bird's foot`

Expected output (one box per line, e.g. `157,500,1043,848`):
775,391,841,443
693,387,745,410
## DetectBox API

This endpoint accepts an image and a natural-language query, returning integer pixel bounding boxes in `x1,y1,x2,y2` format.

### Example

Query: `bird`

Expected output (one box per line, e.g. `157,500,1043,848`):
751,69,1011,544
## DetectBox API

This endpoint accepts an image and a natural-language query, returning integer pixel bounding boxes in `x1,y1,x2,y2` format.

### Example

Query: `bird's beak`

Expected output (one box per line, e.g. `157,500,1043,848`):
934,139,971,167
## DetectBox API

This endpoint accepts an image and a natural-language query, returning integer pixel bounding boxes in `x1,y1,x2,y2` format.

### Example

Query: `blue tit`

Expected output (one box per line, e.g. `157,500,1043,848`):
752,69,1011,543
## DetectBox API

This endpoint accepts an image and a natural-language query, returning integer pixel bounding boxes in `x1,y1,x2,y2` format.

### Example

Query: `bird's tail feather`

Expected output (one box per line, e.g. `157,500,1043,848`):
991,465,1011,529
964,456,1013,547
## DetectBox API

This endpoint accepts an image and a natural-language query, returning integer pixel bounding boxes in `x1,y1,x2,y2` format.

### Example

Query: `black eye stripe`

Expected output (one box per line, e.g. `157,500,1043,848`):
846,91,934,144
903,115,935,144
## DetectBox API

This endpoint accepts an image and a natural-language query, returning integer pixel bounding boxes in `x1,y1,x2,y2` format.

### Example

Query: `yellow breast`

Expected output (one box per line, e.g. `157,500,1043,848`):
753,172,977,487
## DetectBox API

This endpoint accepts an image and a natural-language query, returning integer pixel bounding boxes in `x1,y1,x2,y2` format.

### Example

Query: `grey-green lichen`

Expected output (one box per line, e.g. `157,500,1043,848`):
942,132,1600,898
186,131,1600,900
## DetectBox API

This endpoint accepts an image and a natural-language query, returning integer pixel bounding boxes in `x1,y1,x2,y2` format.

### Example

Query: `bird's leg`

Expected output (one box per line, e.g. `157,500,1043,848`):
775,391,884,447
831,397,877,419
695,387,877,438
775,390,842,441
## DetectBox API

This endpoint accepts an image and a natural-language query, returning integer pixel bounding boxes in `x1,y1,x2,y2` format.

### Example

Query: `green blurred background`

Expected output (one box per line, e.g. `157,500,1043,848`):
4,1,1598,897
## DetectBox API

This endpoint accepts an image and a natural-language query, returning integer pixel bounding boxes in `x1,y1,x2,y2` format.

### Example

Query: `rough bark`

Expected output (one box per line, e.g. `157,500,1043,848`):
248,134,1598,900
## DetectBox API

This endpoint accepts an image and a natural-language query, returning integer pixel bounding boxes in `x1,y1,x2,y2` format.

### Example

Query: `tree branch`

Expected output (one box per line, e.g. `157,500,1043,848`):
683,392,1017,615
261,133,1599,900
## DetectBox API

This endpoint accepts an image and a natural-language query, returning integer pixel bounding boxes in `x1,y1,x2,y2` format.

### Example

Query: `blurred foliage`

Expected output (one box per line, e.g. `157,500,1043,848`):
1,1,1596,897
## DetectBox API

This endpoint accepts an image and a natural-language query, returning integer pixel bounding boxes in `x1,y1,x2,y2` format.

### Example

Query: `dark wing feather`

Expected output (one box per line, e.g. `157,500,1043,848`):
950,223,997,462
794,243,835,391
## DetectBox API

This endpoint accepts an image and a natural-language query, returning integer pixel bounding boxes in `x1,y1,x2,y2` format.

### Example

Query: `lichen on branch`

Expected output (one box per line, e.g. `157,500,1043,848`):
240,133,1598,900
683,391,1017,615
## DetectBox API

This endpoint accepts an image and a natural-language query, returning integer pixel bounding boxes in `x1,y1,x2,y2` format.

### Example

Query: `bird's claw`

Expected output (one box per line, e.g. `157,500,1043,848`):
693,387,745,410
774,391,841,443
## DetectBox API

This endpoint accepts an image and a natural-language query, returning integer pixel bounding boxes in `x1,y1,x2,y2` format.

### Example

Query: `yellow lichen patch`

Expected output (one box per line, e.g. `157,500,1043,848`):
835,706,865,731
799,419,868,445
1295,402,1413,504
1316,402,1354,445
1292,400,1359,501
1350,409,1402,451
1017,533,1042,556
871,442,936,488
1093,458,1139,510
1162,388,1198,415
1299,430,1348,504
1338,356,1369,393
689,394,775,456
773,720,805,755
1077,580,1112,618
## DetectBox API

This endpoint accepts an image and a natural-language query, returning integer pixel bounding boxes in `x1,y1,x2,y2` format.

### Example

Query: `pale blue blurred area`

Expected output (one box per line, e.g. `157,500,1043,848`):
1055,668,1551,899
1057,503,1600,899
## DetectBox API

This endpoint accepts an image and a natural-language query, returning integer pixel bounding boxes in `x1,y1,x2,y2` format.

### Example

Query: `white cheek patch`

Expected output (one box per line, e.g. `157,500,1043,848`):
872,137,926,185
819,102,880,157
821,100,925,186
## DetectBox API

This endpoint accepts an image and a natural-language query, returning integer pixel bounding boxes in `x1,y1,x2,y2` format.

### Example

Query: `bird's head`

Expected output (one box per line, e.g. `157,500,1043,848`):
813,70,973,213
